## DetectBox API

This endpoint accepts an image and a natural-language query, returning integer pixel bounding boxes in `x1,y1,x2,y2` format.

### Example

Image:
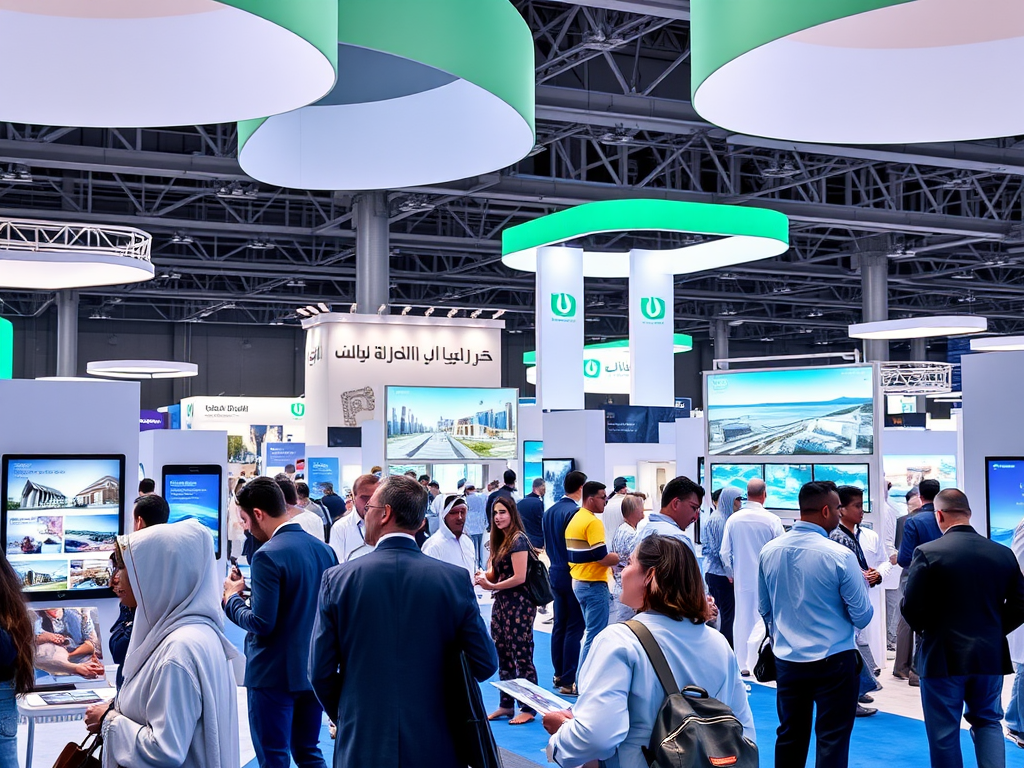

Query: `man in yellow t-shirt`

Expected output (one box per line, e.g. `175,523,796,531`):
565,481,618,677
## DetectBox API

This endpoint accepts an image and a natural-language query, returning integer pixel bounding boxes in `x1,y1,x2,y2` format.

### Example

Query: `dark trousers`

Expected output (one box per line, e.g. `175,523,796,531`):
705,573,735,648
920,675,1005,768
248,687,328,768
775,649,860,768
550,580,585,688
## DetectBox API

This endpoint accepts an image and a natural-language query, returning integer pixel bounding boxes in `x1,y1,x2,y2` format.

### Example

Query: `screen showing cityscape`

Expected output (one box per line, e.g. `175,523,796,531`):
764,464,814,510
385,387,518,461
883,454,957,512
2,455,124,597
986,458,1024,547
710,464,764,493
707,366,875,456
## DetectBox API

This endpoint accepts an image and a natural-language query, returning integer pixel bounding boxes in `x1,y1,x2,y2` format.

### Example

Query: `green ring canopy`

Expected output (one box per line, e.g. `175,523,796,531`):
239,0,535,191
692,0,1024,143
0,1,337,127
501,199,789,277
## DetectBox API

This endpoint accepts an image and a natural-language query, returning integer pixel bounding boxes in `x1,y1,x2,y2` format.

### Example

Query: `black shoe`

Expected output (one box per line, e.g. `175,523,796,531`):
858,694,874,704
909,673,920,688
1007,729,1024,748
856,705,878,717
873,668,881,677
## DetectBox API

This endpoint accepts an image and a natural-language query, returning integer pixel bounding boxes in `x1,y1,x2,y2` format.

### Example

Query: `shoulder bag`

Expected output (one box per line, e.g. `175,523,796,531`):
52,732,103,768
523,542,553,607
752,620,776,683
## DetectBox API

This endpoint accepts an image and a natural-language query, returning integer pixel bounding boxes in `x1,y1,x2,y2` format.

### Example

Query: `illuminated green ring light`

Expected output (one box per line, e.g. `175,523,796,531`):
0,317,11,380
692,0,1024,143
0,1,337,128
239,0,535,191
502,199,789,278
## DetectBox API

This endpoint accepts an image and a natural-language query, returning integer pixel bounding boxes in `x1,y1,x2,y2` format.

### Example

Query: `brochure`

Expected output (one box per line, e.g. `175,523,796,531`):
490,679,572,715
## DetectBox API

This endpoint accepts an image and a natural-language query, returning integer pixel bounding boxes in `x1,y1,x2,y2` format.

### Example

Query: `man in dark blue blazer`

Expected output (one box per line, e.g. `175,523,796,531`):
309,474,497,768
895,479,942,683
224,477,338,768
902,488,1024,768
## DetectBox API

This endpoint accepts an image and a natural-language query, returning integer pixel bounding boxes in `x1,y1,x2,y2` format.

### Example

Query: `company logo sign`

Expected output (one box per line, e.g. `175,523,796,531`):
291,402,305,418
640,296,666,321
307,345,322,366
583,359,601,378
550,292,577,320
186,403,194,418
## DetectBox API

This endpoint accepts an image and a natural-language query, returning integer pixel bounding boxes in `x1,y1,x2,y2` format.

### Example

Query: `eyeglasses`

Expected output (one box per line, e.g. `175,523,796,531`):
364,504,386,513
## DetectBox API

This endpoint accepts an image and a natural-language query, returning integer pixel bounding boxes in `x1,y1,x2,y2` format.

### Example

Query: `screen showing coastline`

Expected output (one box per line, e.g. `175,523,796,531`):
542,458,575,508
385,387,518,461
764,464,814,510
884,455,957,512
524,441,543,487
986,458,1024,547
812,463,871,511
707,365,875,456
2,455,124,597
710,464,763,494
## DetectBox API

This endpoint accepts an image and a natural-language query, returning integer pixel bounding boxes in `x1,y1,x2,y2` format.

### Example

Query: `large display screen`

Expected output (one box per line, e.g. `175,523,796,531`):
524,441,543,487
986,458,1024,547
884,454,957,512
707,365,874,456
812,463,871,510
710,464,764,494
385,386,518,461
2,455,124,598
162,465,222,558
542,458,576,508
764,464,814,510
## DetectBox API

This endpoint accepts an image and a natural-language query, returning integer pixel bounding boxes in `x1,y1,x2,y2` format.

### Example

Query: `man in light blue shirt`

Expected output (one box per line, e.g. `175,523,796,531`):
636,476,702,553
758,481,873,768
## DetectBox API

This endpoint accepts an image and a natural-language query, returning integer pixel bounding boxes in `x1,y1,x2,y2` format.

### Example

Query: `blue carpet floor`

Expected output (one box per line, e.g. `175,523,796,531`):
243,628,1019,767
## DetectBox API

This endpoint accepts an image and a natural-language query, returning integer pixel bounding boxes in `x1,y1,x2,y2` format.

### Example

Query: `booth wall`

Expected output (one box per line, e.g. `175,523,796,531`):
0,379,140,640
543,410,605,479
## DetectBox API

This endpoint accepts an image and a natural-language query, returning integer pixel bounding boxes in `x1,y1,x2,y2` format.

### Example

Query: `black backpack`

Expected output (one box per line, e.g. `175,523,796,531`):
625,620,759,768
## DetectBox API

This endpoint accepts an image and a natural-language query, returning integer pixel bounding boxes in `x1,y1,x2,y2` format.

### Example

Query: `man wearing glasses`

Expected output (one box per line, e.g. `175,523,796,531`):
636,475,705,552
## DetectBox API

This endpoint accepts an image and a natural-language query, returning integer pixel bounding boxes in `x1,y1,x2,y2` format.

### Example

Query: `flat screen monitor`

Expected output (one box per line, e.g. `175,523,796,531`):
764,464,814,510
710,464,764,494
884,454,957,513
985,457,1024,547
31,605,106,687
162,465,222,558
2,454,125,600
385,386,518,461
523,441,543,487
542,458,576,508
387,464,427,478
698,457,705,488
812,463,871,510
707,365,874,456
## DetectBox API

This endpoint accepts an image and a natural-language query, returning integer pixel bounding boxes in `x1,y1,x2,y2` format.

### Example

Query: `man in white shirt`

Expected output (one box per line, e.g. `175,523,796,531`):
722,478,785,675
329,473,380,563
275,475,325,542
422,495,476,579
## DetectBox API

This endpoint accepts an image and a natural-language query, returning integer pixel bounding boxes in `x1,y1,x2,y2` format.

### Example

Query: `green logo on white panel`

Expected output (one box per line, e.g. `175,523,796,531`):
550,293,577,318
640,297,667,321
291,402,305,418
583,359,601,378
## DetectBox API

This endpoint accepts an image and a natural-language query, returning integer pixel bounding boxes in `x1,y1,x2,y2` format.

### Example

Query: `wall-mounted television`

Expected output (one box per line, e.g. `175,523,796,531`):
162,465,222,559
812,463,871,510
542,458,576,509
985,457,1024,547
707,365,875,456
524,441,543,487
2,454,125,600
385,386,518,461
764,464,814,511
709,464,764,494
884,454,957,513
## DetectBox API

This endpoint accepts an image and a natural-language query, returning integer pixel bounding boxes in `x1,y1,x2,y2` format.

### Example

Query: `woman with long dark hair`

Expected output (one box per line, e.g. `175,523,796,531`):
474,496,539,725
0,552,36,764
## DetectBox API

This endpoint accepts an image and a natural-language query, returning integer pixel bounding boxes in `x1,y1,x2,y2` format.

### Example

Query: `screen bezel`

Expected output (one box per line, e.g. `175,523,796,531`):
2,453,126,602
984,456,1024,543
161,464,223,559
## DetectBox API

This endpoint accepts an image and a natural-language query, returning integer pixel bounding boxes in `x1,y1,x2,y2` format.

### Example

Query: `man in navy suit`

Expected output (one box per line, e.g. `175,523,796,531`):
309,474,497,768
224,477,338,768
902,488,1024,768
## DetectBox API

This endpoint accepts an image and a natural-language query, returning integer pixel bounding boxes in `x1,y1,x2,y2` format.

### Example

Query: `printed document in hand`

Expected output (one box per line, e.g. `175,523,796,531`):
491,679,572,714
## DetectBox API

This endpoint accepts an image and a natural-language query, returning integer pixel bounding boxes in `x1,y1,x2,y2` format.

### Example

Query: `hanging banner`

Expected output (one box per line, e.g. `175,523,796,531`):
629,249,675,406
536,246,585,411
604,405,686,444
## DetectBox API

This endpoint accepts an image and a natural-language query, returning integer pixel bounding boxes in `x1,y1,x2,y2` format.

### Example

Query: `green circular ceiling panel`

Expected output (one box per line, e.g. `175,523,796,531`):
692,0,1024,144
238,0,536,191
0,0,337,128
501,199,789,277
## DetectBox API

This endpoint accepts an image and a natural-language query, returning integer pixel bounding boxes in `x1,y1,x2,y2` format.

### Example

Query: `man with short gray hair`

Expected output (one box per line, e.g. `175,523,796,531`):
329,473,379,563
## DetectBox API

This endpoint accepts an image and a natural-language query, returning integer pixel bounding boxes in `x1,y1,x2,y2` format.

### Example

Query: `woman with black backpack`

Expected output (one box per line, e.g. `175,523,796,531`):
543,535,756,767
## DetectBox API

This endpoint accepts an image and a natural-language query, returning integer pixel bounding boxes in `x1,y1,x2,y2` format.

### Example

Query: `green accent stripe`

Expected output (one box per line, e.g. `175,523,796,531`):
0,317,11,380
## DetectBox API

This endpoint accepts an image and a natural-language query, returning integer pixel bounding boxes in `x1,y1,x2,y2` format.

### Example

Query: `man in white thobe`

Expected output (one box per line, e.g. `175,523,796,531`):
721,478,785,674
422,495,476,580
879,487,902,651
329,473,380,563
858,516,892,670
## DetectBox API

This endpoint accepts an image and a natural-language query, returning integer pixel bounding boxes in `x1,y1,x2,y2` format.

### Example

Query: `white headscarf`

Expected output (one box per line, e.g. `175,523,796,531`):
718,487,743,519
118,519,237,686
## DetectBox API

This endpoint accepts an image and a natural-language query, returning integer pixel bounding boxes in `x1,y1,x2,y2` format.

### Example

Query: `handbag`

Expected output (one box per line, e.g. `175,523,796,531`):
444,651,503,768
52,732,103,768
753,621,776,683
523,547,553,607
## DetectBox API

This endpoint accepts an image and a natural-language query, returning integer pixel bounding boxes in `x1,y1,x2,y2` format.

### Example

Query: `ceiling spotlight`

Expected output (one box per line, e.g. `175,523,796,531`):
89,310,110,320
760,336,775,342
581,28,626,51
597,127,637,146
447,308,458,318
295,308,311,317
798,327,814,334
717,272,739,281
950,272,976,281
425,307,435,317
1,164,32,183
286,279,306,288
941,171,975,191
720,305,738,316
470,309,482,319
492,309,505,319
806,308,824,318
170,232,194,245
395,194,436,213
317,302,330,313
377,304,387,315
727,319,745,327
247,239,275,250
166,272,182,281
957,293,977,304
401,306,412,316
349,303,357,314
770,285,792,294
216,181,259,199
761,158,799,179
269,319,284,326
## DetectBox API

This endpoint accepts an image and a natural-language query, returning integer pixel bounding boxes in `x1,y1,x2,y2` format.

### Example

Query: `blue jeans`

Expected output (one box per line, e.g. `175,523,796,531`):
248,688,327,768
470,533,485,570
0,681,15,768
1007,663,1024,733
920,674,1005,768
573,580,610,677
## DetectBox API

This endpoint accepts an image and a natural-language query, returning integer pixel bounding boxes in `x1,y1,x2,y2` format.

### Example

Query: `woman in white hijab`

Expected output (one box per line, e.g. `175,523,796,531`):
84,519,240,768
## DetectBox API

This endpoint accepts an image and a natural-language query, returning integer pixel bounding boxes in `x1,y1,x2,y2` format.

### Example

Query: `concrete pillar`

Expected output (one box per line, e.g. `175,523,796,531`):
355,191,389,314
712,319,729,369
860,252,889,362
56,290,79,377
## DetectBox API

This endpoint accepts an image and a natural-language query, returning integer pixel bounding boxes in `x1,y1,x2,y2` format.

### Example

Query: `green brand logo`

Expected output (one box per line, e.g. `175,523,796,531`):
583,359,601,378
291,402,305,418
185,403,194,418
640,297,666,321
550,292,577,319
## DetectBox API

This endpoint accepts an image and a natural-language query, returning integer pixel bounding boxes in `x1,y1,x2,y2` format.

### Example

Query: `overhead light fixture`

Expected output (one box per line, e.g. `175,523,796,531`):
317,302,331,313
217,182,260,200
470,309,482,319
86,359,198,380
401,306,412,316
970,335,1024,353
761,158,799,179
89,310,110,320
170,232,193,245
720,305,738,317
941,172,975,191
581,28,626,51
760,336,775,342
166,272,182,281
957,293,977,304
424,307,435,317
296,307,311,317
394,195,436,214
247,239,275,250
286,279,306,288
492,309,505,319
0,164,32,184
447,308,458,318
849,315,988,340
950,272,976,281
717,272,739,281
597,127,638,146
806,308,824,318
269,319,285,326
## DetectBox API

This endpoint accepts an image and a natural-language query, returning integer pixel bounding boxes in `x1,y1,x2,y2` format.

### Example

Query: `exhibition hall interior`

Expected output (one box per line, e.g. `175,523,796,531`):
3,2,1024,768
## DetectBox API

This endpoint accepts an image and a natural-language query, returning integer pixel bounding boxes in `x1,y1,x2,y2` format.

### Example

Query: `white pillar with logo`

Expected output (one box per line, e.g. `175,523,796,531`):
536,246,585,411
629,248,675,406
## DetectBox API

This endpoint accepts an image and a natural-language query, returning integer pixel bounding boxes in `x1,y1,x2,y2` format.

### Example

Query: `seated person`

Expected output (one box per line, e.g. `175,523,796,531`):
33,608,104,679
